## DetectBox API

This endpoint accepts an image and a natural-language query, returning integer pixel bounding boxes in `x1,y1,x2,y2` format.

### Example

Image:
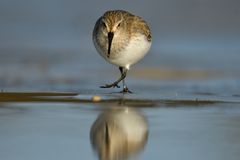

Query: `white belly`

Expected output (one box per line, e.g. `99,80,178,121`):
108,35,151,69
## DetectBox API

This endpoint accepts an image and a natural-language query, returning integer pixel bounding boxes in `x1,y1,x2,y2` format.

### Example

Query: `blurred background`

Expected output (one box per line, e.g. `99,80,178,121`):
1,1,240,160
0,0,240,91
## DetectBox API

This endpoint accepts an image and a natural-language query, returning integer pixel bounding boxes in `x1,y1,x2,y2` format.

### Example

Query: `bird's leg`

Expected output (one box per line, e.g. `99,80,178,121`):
100,67,126,88
121,78,132,93
119,67,132,94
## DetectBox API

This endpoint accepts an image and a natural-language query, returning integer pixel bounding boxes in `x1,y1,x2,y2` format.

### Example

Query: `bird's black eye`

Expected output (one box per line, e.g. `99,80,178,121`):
117,23,121,28
102,22,107,28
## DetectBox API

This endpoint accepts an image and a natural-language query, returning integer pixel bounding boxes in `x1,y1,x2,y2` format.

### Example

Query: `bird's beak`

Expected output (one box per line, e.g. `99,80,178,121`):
107,32,114,58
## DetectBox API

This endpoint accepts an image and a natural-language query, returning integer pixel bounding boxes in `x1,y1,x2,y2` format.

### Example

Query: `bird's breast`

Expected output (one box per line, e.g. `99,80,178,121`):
108,34,151,68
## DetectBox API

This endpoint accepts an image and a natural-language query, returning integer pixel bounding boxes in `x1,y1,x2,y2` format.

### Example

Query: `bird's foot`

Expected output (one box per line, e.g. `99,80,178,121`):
120,87,133,94
100,82,120,88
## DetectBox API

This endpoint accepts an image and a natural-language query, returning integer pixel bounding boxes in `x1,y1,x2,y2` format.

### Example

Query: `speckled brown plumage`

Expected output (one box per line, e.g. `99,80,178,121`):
101,10,152,42
92,10,152,93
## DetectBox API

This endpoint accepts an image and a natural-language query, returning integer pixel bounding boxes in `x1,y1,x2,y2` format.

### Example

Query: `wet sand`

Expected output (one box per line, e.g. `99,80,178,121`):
0,91,238,104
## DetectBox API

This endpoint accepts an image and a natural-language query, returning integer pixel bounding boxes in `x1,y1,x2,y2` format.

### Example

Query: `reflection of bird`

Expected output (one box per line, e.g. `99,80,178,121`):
90,107,148,160
93,10,152,93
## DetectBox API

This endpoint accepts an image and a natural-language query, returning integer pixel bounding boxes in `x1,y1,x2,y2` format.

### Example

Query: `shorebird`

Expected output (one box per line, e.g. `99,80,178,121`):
93,10,152,93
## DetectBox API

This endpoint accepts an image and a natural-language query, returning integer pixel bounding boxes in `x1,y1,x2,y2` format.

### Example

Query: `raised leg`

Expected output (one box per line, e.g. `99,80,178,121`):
100,67,126,88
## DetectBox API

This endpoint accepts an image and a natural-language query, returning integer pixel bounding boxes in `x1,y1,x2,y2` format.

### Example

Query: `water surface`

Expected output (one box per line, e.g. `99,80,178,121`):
1,92,240,160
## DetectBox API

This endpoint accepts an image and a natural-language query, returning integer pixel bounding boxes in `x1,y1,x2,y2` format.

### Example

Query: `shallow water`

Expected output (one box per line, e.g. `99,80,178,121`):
1,92,240,160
